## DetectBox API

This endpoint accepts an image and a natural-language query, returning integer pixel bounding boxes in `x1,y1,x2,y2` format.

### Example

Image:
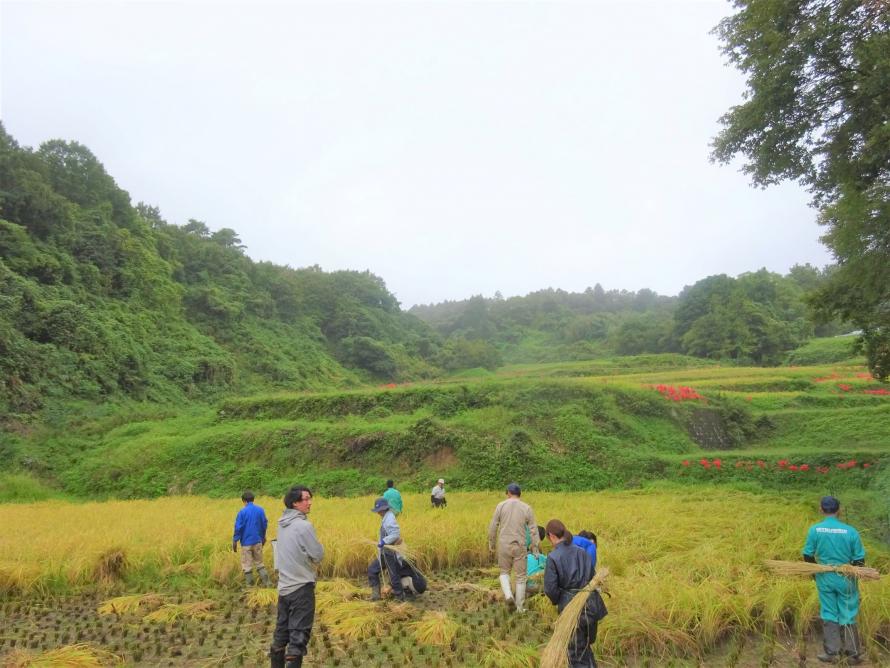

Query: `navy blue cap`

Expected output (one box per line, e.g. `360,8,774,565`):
506,482,521,495
371,497,391,513
820,496,840,513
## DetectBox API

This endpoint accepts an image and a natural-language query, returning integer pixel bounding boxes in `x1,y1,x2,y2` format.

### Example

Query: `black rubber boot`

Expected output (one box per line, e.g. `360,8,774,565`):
370,584,381,601
284,656,303,668
841,624,863,664
245,570,255,586
257,565,271,587
817,621,841,663
270,648,285,668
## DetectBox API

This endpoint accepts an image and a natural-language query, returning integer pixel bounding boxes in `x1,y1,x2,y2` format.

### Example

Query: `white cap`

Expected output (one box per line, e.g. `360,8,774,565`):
437,478,445,484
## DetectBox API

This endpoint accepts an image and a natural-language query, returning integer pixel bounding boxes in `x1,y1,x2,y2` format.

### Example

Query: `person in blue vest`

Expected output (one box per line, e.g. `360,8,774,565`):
802,496,866,664
382,480,403,515
233,490,270,586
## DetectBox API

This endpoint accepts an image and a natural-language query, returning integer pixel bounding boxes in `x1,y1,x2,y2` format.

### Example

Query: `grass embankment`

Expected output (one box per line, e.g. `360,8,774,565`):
3,357,888,503
1,490,888,665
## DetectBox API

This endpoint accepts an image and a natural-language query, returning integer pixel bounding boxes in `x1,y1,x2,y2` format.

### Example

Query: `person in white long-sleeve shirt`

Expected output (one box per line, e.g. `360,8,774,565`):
270,485,324,668
431,478,446,508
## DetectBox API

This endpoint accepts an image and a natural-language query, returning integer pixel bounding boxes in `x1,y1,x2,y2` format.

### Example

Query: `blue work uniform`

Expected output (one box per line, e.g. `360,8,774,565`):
802,516,865,625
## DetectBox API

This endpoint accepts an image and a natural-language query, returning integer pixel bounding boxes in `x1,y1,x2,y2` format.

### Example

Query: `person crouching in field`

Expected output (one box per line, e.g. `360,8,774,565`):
232,490,270,586
270,486,324,668
544,519,607,668
803,495,866,664
573,529,597,569
488,482,540,612
431,478,446,508
368,497,411,601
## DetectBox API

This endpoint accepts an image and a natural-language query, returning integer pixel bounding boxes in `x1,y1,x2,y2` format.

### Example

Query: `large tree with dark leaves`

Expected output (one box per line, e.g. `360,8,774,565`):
711,0,890,379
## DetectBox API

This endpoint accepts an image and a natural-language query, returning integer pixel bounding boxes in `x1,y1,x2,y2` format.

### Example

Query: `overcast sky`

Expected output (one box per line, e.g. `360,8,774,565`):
1,0,832,307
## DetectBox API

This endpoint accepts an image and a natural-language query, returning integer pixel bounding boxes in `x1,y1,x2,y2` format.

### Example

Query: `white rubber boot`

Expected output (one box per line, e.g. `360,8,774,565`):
499,573,514,605
515,581,527,613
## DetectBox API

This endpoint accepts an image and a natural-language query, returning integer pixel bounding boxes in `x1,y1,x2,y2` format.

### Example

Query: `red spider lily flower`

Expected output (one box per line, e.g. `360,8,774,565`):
789,465,799,471
818,466,830,474
863,388,890,396
837,384,852,392
778,459,788,468
799,464,810,472
863,462,872,469
757,460,766,468
713,459,722,469
700,458,711,469
856,373,871,379
682,460,690,467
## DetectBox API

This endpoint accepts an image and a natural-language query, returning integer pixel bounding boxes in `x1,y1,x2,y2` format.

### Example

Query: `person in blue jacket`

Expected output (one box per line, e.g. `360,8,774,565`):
233,490,270,586
802,496,866,664
573,530,597,569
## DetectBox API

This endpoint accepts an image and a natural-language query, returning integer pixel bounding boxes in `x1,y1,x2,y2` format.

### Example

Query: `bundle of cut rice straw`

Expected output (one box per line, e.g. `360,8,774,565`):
764,559,881,581
359,538,429,576
540,566,610,668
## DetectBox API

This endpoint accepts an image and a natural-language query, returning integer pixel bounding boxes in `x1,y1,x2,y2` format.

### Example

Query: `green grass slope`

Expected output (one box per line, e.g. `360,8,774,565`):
6,358,887,532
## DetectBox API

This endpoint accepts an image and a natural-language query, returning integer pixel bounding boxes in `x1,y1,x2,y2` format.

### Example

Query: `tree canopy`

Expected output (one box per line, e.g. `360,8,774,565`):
711,0,890,379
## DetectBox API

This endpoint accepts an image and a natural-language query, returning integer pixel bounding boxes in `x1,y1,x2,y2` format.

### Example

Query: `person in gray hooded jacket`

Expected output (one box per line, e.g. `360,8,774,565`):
270,485,324,668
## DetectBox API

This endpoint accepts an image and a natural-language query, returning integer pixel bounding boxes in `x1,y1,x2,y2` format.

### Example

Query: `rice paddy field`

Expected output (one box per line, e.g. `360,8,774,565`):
2,490,889,666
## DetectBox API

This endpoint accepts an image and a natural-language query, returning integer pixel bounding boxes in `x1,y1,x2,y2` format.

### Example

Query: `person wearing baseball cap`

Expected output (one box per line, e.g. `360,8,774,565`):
367,497,408,602
487,482,539,613
802,496,866,664
431,478,447,508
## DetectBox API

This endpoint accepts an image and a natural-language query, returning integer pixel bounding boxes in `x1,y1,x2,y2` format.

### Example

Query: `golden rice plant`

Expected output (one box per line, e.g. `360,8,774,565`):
93,548,128,584
143,600,215,623
481,639,539,668
244,587,278,608
1,643,122,667
97,593,163,615
540,567,609,668
410,610,458,646
526,593,558,621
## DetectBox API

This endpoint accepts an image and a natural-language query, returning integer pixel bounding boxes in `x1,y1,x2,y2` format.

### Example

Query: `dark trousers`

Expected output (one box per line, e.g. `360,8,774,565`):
368,550,404,595
271,583,315,659
431,496,446,508
566,590,606,668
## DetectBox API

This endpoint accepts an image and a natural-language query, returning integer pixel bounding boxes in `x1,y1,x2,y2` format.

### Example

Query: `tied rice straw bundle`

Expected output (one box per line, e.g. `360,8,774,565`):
541,567,610,668
764,560,882,581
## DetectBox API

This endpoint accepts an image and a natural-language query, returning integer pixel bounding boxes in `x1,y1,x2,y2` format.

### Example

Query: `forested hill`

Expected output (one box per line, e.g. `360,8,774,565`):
0,125,444,418
410,268,849,366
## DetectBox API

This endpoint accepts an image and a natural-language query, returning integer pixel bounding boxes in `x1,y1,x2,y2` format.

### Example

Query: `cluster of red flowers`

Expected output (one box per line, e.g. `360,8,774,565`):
681,458,877,473
828,382,889,396
813,373,840,383
653,385,703,401
380,383,397,389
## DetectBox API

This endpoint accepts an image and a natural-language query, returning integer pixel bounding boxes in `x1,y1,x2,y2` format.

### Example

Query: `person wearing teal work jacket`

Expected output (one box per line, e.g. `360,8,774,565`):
382,480,403,515
802,496,866,664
